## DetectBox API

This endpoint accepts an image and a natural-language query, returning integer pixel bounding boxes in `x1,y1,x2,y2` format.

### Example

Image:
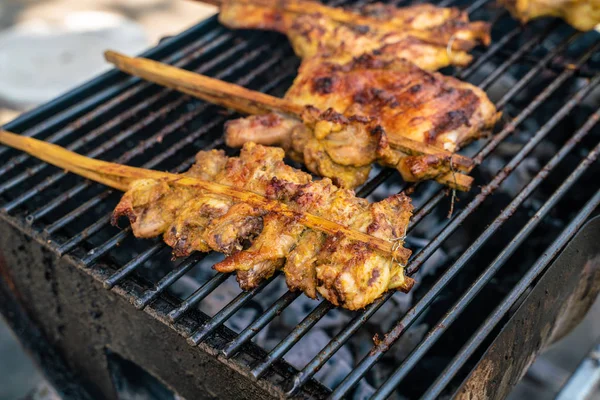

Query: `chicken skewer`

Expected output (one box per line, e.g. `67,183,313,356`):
198,0,492,71
0,130,414,309
104,51,472,169
180,1,500,189
0,129,400,257
105,51,480,191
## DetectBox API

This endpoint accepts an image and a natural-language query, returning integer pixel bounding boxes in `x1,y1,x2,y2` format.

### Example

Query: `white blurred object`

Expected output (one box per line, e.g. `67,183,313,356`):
0,11,148,107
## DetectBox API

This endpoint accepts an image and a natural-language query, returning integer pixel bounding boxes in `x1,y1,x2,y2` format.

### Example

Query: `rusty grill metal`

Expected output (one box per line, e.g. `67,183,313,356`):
1,0,600,398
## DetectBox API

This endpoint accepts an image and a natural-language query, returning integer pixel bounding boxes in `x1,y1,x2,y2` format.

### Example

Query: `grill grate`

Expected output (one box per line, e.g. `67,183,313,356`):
1,0,600,398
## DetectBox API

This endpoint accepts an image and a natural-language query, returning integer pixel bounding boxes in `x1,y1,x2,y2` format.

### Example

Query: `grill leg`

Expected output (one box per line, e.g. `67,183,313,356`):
0,221,276,400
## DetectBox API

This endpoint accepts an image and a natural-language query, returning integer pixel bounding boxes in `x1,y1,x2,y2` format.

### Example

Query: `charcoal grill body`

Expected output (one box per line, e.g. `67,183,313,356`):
2,213,600,399
456,216,600,400
0,216,280,400
1,3,599,399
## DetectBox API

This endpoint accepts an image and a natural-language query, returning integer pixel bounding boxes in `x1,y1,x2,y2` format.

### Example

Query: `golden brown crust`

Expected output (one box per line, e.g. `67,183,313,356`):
219,1,491,71
112,143,413,310
0,129,414,308
287,54,500,151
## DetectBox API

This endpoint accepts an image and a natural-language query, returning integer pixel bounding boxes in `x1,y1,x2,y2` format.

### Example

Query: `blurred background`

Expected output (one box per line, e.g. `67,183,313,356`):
0,1,215,398
0,0,216,125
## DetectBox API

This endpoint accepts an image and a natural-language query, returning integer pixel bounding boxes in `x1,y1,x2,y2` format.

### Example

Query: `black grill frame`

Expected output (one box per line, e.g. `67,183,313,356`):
1,0,600,398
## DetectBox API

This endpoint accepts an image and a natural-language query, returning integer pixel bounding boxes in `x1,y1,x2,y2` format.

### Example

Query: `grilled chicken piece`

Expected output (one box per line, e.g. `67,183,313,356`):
315,193,412,309
112,143,413,310
115,145,310,252
216,175,414,308
225,53,500,189
501,0,600,31
219,2,491,71
289,54,499,152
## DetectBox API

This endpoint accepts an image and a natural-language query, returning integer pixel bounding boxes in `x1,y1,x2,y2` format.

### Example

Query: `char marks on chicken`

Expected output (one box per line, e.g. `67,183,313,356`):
225,53,500,189
218,1,500,189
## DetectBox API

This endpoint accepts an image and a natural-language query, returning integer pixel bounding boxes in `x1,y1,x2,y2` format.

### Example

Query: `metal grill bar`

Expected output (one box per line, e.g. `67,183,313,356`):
103,242,165,289
81,228,132,266
251,301,333,378
286,299,387,394
168,273,231,323
458,27,521,79
477,22,558,91
372,108,600,399
46,50,296,255
422,186,600,399
187,278,272,345
331,71,600,399
0,27,230,177
3,42,279,214
45,193,110,235
495,32,580,109
134,253,207,310
465,0,492,13
56,215,112,255
244,36,600,394
222,290,302,357
408,191,445,229
356,170,398,198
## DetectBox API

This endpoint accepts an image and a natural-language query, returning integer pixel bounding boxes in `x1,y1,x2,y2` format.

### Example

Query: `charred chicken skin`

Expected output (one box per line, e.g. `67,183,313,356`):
219,1,491,71
225,53,500,189
501,0,600,31
112,143,414,310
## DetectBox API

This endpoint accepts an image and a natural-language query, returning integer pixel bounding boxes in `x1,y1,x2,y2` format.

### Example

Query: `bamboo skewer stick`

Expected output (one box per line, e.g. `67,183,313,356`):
105,51,475,176
105,50,304,116
0,129,409,261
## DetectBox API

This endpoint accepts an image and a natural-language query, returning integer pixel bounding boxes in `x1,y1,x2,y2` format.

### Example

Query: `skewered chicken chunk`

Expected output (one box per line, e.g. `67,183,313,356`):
219,1,491,71
501,0,600,31
225,53,500,189
112,142,414,310
103,49,495,191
